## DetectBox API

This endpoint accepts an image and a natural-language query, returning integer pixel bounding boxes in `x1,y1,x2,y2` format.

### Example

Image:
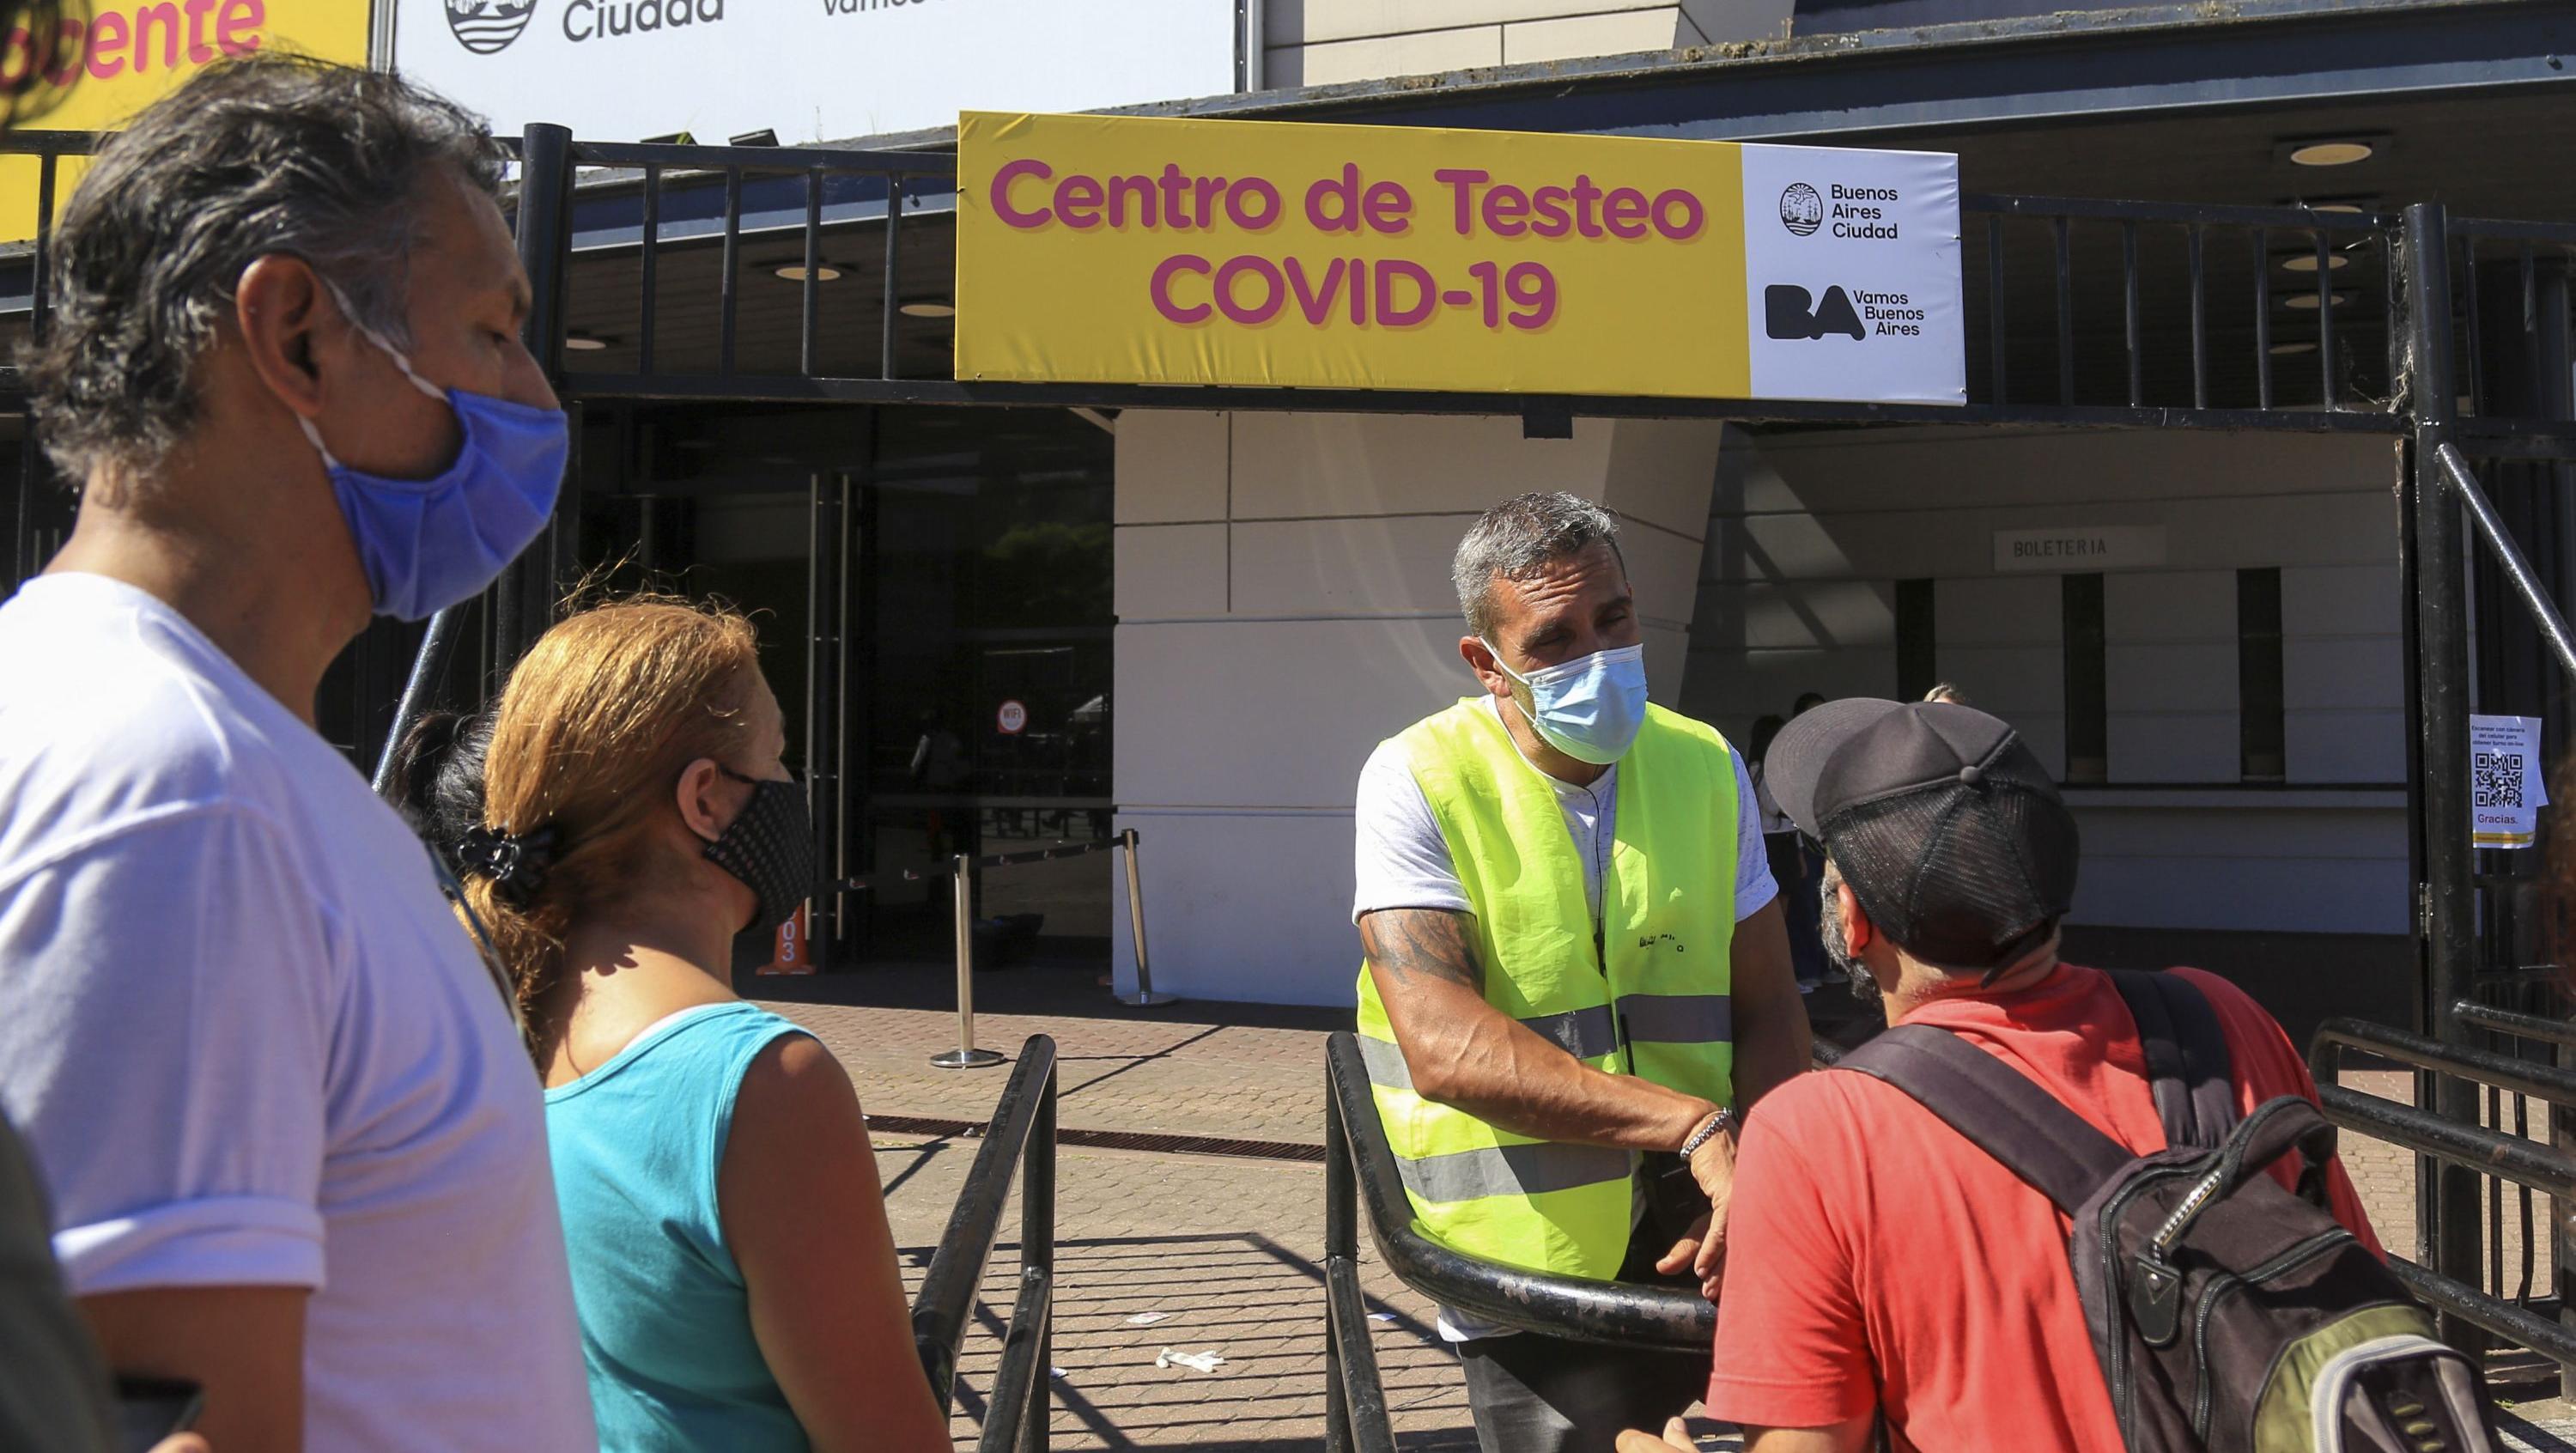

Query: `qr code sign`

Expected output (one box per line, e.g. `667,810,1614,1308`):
2476,751,2524,809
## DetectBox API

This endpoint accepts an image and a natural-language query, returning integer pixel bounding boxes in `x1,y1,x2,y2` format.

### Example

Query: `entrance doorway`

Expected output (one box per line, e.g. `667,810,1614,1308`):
592,403,1115,970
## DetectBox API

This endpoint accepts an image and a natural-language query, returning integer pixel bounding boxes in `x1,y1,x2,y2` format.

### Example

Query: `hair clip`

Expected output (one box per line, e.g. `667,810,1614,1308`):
454,823,558,909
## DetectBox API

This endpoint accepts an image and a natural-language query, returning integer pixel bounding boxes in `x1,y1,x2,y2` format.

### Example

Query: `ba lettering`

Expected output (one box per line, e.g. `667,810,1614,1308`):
1765,283,1867,342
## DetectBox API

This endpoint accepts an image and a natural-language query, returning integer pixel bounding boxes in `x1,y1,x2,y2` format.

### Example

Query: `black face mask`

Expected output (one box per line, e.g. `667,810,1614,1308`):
702,767,817,938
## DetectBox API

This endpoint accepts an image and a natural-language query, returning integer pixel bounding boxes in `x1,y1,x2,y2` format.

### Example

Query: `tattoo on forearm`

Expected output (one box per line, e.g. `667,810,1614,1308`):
1361,910,1483,994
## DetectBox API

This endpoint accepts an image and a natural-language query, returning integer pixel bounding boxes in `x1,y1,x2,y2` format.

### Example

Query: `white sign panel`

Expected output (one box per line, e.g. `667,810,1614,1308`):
1738,143,1964,405
396,0,1236,144
1992,526,2170,574
2471,713,2549,848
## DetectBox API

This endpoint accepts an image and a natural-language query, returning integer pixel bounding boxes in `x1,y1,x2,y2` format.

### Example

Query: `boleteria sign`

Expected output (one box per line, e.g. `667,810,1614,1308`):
955,112,1965,405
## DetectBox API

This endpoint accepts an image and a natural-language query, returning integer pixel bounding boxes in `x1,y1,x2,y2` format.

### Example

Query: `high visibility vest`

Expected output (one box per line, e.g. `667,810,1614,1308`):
1354,698,1740,1282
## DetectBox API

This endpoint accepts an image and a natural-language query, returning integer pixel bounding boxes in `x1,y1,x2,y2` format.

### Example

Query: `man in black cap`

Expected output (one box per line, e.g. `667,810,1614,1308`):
1621,698,2380,1453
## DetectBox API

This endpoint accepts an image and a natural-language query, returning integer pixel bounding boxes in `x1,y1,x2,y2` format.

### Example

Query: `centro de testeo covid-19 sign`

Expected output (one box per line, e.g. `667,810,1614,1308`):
955,112,1965,404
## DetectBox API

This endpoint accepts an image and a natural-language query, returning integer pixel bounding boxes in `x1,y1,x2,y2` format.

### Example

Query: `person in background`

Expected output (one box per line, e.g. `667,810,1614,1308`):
1620,698,2379,1453
1922,682,1968,706
1356,492,1809,1453
0,56,591,1452
1790,691,1826,717
393,599,950,1453
1745,714,1826,994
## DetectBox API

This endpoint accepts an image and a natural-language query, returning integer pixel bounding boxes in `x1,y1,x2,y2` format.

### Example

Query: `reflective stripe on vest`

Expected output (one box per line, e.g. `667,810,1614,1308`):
1617,993,1733,1046
1353,698,1741,1282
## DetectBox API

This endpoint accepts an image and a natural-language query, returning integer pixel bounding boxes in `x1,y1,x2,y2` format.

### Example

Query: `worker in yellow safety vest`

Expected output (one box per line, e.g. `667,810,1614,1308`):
1353,491,1812,1453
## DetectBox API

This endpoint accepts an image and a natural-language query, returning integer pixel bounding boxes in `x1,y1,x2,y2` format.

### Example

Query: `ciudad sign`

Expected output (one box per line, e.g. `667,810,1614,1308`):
394,0,1231,147
955,112,1965,404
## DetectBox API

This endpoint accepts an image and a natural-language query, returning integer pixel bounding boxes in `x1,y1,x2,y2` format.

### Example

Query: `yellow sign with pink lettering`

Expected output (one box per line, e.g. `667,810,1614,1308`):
3,0,372,239
954,111,1965,404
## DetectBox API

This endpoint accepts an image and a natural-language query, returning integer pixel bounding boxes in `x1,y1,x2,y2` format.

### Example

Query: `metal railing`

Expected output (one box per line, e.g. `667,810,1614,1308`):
548,133,960,391
1321,1030,1716,1452
2308,1017,2576,1374
1962,193,2398,417
911,1032,1057,1451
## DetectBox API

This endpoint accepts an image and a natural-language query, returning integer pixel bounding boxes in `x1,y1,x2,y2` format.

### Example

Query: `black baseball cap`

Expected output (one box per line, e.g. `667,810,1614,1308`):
1764,698,2081,971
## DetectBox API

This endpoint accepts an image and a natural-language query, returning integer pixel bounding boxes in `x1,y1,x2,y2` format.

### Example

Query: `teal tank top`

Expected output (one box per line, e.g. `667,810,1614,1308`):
545,1001,814,1453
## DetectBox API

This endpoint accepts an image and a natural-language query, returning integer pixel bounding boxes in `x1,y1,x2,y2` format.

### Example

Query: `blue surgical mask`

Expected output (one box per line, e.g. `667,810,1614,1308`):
1485,641,1650,765
297,295,568,623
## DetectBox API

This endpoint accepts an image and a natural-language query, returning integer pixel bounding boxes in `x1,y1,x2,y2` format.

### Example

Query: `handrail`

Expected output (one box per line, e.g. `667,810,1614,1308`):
911,1033,1056,1451
2314,1085,2576,1199
2452,1000,2576,1052
2433,443,2576,684
1965,192,2399,231
2384,1257,2576,1365
1318,1029,1865,1450
564,137,957,175
2310,1016,2576,1110
2310,1018,2576,1371
1322,1032,1715,1349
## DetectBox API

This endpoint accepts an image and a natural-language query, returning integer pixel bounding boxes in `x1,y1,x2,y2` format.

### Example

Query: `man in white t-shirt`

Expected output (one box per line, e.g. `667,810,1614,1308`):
1354,492,1810,1453
0,58,592,1451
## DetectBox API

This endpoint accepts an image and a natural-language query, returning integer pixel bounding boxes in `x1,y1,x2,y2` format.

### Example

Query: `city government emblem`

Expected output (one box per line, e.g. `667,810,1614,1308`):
1778,183,1824,237
447,0,538,53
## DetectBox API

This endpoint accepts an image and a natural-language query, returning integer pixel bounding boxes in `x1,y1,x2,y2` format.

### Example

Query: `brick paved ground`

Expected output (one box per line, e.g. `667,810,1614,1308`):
760,964,2576,1450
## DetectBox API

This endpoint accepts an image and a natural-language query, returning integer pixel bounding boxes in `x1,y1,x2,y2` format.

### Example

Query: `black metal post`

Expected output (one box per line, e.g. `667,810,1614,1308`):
372,605,465,793
1323,1067,1355,1453
2053,216,2075,404
2121,221,2142,408
2403,201,2487,1354
15,151,61,591
1022,1067,1055,1453
805,472,843,974
495,121,574,675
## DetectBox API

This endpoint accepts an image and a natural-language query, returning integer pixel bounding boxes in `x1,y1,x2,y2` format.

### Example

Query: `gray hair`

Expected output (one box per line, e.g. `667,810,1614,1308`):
1451,491,1625,640
23,55,506,486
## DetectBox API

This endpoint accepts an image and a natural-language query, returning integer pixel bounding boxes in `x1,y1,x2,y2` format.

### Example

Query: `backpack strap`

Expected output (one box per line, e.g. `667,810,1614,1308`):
1838,1025,2135,1215
2106,970,2238,1152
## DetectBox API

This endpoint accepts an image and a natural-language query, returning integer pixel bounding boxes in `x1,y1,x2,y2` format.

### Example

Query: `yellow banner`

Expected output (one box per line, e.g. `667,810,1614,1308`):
3,0,373,239
955,111,1751,400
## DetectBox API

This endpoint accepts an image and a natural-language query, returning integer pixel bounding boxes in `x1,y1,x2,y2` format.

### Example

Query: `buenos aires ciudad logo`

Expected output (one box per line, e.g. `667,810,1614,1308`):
1778,183,1824,237
446,0,538,52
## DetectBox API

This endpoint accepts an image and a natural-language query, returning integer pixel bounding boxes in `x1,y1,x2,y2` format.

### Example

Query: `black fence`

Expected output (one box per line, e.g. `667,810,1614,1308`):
912,1032,1058,1451
1321,1031,1713,1452
2309,1017,2576,1381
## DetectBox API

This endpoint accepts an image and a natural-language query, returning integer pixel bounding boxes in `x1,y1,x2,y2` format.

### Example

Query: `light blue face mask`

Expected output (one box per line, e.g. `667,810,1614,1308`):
1485,641,1650,765
297,295,568,623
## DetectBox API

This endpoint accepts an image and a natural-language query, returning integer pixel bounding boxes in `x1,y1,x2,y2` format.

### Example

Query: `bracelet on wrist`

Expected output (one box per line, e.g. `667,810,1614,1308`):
1680,1105,1735,1157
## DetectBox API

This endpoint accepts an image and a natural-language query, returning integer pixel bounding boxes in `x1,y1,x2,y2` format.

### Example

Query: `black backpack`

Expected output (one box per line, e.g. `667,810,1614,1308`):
1838,970,2497,1453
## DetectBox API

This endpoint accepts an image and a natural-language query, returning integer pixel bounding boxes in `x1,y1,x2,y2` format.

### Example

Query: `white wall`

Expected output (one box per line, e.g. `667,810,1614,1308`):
1109,410,1726,1004
1681,425,2411,935
1261,0,1795,88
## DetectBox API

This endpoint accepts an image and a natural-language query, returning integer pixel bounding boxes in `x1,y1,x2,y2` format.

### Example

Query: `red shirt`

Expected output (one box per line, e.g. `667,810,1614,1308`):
1703,964,2381,1451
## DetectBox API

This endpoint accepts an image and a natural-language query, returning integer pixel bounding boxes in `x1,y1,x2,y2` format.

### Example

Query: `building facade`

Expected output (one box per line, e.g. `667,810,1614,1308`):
9,0,2571,1033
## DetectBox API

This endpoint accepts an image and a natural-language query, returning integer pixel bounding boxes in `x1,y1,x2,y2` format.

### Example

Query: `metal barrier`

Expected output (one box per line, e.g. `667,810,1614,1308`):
911,1032,1057,1451
1320,1030,1713,1453
2308,1017,2576,1374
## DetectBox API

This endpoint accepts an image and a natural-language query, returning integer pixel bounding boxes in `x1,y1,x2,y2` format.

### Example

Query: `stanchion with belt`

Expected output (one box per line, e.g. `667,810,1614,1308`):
928,853,1004,1070
835,833,1180,1070
1115,827,1176,1006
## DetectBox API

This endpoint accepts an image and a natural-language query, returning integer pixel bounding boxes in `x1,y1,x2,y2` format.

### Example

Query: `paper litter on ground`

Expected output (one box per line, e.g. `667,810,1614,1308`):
1368,1311,1396,1322
1124,1310,1173,1326
1154,1347,1227,1373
